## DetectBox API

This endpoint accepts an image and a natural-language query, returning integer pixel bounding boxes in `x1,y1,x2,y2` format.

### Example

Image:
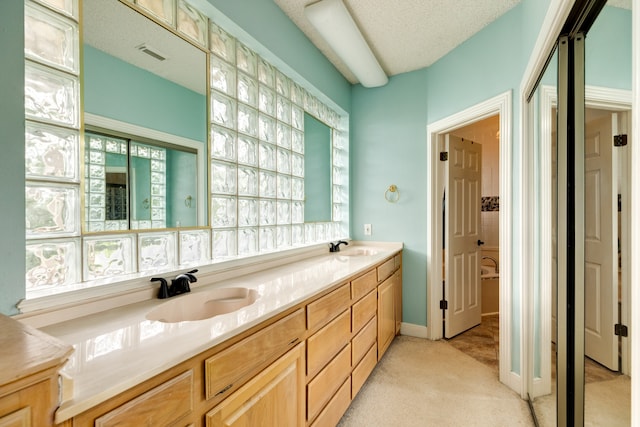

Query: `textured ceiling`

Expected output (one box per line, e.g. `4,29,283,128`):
274,0,522,84
275,0,632,85
83,0,206,94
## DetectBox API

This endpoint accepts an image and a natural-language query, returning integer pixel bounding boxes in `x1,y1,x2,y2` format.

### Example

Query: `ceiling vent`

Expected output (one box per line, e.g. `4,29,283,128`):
135,43,167,61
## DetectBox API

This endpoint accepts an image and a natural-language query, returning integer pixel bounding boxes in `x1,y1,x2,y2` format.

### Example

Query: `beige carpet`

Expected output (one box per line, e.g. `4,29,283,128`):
338,336,534,427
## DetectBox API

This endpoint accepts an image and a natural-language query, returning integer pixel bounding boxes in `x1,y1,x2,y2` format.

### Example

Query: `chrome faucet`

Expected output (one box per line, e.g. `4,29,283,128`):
481,256,499,273
329,240,349,252
151,269,198,299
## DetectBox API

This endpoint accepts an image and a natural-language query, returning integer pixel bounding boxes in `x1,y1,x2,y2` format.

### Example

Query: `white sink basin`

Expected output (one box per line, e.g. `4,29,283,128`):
339,247,380,256
146,287,259,323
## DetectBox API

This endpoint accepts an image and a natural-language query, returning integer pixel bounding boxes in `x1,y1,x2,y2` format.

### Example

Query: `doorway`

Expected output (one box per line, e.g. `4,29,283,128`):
426,90,515,389
443,115,502,375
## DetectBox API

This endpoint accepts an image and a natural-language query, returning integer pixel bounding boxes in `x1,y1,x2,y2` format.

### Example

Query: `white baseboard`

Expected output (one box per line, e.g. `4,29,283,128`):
400,322,429,338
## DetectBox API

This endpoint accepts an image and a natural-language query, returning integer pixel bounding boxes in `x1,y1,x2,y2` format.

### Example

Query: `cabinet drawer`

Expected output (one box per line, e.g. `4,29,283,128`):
350,269,377,302
351,289,376,334
205,308,305,401
307,284,350,333
307,309,351,379
307,343,351,422
310,377,351,427
94,370,193,427
394,253,402,270
205,343,305,427
352,315,377,366
352,344,377,399
377,258,395,282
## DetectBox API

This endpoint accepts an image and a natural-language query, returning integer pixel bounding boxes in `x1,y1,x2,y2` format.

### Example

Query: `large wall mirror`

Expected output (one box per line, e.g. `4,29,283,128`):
82,0,208,232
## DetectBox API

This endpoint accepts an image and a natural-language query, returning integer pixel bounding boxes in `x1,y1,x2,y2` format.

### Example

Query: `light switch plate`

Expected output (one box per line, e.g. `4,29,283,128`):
364,224,372,236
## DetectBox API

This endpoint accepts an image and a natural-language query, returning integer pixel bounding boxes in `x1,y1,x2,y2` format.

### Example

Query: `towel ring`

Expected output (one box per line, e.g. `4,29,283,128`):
385,185,400,203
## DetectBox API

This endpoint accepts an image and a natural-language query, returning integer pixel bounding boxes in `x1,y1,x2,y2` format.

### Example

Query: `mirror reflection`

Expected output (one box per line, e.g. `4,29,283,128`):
304,113,332,222
85,130,198,231
82,0,207,232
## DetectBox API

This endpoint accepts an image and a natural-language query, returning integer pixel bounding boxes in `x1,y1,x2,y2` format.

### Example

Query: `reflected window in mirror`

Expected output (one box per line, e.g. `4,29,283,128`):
84,129,199,232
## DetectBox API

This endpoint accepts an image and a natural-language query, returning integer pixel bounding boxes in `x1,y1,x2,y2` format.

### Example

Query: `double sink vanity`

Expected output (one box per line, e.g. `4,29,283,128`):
1,242,402,426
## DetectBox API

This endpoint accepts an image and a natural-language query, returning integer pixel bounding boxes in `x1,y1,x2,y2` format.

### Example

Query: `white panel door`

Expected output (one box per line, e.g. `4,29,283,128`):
584,114,618,370
444,135,482,338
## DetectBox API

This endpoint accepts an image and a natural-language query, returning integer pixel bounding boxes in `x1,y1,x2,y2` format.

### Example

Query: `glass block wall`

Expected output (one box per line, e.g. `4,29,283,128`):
24,0,349,298
208,22,349,259
24,0,82,293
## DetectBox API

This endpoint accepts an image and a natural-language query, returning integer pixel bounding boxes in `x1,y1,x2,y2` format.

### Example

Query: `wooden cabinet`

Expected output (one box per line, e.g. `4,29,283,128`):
206,343,305,427
307,284,350,333
59,250,403,427
205,309,305,403
94,371,193,427
394,269,403,335
309,377,351,427
307,343,351,421
378,262,403,360
307,309,351,379
0,315,72,427
377,276,396,359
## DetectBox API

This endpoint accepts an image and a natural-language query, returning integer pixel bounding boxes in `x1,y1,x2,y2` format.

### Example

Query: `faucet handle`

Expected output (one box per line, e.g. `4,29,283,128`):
184,269,198,283
151,277,169,299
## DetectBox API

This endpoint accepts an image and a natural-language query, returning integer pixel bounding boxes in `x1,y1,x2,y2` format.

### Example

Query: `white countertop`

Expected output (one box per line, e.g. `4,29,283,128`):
41,242,402,422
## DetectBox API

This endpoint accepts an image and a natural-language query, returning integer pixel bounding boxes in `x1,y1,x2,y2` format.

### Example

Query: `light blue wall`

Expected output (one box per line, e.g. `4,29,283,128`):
84,46,207,143
351,70,428,326
586,6,632,90
351,4,524,330
0,1,25,315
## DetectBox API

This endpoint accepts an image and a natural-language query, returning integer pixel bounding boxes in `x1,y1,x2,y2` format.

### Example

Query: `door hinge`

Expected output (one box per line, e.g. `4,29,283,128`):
440,300,448,310
440,152,448,161
615,324,628,337
614,134,628,147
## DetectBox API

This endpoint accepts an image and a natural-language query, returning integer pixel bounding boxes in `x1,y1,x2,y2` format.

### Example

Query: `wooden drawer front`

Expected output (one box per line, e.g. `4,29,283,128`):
307,309,351,379
377,258,395,282
0,407,31,427
205,308,305,400
95,370,193,427
307,284,350,333
206,343,305,427
394,253,402,270
310,377,351,427
352,316,377,366
350,269,376,302
351,289,376,334
307,343,351,422
352,344,377,399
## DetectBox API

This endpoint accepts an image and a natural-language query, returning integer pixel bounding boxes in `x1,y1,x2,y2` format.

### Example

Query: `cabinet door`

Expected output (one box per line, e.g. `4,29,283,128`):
206,343,305,427
394,269,402,335
377,277,395,360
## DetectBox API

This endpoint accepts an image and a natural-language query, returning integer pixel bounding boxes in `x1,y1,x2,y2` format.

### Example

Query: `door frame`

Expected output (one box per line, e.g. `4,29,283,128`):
534,84,632,398
426,90,515,389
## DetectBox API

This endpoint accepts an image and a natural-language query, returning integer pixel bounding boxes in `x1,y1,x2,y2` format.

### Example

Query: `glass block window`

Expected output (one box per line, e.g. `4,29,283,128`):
25,0,81,296
209,21,348,259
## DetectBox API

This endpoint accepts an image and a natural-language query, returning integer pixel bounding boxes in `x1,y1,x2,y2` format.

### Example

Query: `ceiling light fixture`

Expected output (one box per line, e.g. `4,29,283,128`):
304,0,388,88
135,43,167,62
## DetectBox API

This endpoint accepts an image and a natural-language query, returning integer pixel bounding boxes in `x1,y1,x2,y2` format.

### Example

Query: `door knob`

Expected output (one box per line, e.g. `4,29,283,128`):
477,240,485,246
